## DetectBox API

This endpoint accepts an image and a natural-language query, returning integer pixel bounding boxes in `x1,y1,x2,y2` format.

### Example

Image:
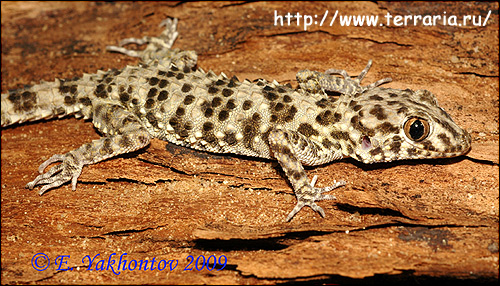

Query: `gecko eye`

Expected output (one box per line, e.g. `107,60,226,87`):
404,117,430,142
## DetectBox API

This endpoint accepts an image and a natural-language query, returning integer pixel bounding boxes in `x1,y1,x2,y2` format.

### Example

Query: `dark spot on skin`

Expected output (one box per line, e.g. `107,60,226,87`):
270,115,278,123
369,104,387,120
315,99,328,108
159,79,169,88
291,170,302,181
242,121,258,149
390,140,401,153
369,147,383,156
158,91,169,101
208,86,218,94
346,145,354,155
283,95,292,103
331,131,352,144
228,77,238,88
418,90,437,105
297,123,319,137
204,132,217,143
264,92,278,101
224,132,237,145
215,79,225,86
166,71,176,77
315,110,333,126
242,100,253,110
212,97,223,108
145,99,155,109
280,146,293,157
406,147,420,157
181,83,192,93
119,92,130,103
59,85,71,94
222,88,234,97
351,116,376,137
352,105,362,112
64,95,75,105
226,99,236,110
146,112,158,127
369,95,384,101
274,102,285,112
389,92,399,98
184,94,195,105
149,77,159,86
171,66,179,72
204,108,214,118
263,85,274,91
203,122,214,131
260,128,272,146
277,87,287,93
184,121,194,130
178,129,189,138
438,133,451,146
284,106,297,123
94,84,108,98
322,138,333,149
378,122,400,135
176,107,185,117
119,135,131,148
9,91,37,112
422,140,436,151
122,115,138,127
397,106,409,114
169,117,179,127
176,73,185,80
218,110,229,121
102,138,113,155
147,88,158,98
333,141,341,150
79,97,92,106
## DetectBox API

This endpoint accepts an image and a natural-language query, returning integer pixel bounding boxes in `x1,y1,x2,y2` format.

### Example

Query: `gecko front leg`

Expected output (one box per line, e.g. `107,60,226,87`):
268,129,346,221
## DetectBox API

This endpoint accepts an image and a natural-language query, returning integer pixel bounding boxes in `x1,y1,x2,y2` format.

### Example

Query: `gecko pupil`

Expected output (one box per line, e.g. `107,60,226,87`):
409,120,424,140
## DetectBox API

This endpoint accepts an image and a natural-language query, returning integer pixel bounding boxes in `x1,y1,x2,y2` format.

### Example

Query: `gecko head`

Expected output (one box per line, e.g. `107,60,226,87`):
347,88,471,164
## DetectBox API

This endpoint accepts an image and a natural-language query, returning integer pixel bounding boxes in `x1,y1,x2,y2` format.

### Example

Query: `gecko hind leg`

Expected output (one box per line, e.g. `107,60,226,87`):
106,18,197,70
106,18,179,57
324,60,392,91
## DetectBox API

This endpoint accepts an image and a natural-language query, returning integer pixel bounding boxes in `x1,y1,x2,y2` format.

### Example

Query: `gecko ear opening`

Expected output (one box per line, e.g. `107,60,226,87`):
361,136,372,150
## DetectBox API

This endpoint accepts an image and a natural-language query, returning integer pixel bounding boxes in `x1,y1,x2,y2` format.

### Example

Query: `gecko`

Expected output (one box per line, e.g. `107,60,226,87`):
1,18,471,221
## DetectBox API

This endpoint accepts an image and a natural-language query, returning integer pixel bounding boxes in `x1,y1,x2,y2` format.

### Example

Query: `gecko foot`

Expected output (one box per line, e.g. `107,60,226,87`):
286,177,346,221
106,18,179,58
26,153,84,195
